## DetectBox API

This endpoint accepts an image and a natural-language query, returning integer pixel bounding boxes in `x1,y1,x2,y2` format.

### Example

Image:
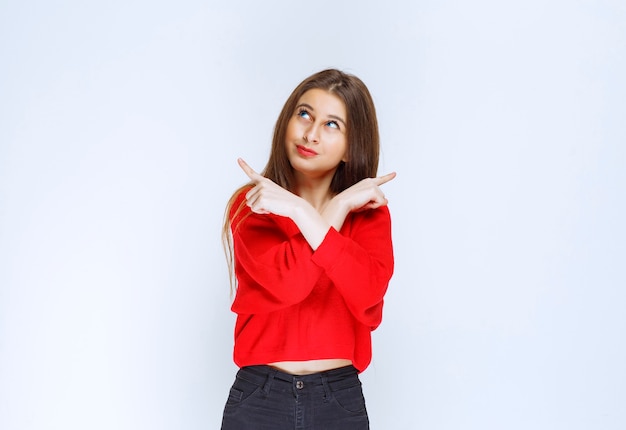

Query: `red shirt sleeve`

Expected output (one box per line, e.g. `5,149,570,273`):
311,206,394,329
230,189,394,327
230,191,327,313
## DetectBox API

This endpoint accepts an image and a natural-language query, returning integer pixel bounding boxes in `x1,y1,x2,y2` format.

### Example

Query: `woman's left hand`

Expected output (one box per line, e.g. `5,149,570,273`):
238,158,303,217
238,158,331,250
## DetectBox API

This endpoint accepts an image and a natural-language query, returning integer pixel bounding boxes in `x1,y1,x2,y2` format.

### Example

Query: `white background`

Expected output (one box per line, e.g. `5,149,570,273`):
1,1,625,429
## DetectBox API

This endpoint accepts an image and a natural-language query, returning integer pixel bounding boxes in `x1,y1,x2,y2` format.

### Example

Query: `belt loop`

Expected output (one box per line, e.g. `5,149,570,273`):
321,374,331,403
261,367,276,397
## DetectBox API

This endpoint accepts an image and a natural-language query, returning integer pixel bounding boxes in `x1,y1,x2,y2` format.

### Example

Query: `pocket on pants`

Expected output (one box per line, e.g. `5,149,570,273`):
224,375,263,408
331,382,367,414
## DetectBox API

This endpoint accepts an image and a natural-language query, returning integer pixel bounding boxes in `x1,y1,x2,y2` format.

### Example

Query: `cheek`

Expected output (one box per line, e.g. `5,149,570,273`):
285,119,300,139
334,135,348,153
338,137,348,161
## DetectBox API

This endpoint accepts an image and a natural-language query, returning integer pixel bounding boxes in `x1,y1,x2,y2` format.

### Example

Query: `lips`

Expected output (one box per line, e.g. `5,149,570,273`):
296,145,318,156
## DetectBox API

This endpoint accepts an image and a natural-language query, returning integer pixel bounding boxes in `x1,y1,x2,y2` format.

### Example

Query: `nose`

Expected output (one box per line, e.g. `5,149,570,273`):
304,123,320,143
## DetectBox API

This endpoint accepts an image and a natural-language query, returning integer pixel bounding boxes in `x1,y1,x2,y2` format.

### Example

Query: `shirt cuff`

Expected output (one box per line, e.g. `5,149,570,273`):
310,227,347,271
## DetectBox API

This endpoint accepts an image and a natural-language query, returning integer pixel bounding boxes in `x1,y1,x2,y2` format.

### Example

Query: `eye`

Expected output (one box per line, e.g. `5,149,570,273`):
297,109,311,120
326,120,340,130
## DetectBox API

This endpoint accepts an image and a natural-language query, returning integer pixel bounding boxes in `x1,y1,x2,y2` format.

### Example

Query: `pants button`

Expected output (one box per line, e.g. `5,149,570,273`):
295,380,304,389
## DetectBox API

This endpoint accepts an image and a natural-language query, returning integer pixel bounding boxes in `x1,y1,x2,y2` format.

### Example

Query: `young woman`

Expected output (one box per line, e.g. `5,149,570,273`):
221,69,395,429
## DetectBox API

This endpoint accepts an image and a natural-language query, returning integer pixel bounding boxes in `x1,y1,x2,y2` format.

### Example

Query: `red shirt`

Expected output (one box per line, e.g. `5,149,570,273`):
229,189,394,372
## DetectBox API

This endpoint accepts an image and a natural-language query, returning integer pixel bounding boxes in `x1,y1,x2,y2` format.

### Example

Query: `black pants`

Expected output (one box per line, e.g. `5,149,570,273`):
221,365,369,430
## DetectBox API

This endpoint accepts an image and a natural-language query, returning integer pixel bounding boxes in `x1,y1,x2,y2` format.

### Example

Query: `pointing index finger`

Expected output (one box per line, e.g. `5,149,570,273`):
238,158,263,182
375,171,397,186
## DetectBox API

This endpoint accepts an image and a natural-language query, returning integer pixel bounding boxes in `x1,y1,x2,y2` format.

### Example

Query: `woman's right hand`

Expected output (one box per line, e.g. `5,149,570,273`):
323,172,396,231
335,172,397,212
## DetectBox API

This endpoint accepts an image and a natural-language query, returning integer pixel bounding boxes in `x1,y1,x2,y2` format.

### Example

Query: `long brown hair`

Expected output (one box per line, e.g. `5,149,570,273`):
222,69,380,291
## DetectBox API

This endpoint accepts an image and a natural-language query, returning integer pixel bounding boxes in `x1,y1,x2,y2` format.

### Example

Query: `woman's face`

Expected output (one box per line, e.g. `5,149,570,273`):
285,89,348,184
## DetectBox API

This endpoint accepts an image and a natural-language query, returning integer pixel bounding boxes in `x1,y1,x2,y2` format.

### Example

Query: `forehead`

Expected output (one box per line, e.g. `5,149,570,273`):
297,89,346,117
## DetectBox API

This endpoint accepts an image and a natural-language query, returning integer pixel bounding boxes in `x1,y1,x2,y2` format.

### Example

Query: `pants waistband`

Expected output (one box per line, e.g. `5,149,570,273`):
237,364,359,391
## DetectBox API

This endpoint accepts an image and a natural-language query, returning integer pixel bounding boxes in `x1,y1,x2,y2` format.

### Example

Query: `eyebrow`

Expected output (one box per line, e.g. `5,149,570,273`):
296,103,347,127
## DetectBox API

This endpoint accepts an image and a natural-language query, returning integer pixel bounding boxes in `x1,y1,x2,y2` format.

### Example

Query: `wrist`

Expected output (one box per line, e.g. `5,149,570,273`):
322,197,350,231
291,197,317,223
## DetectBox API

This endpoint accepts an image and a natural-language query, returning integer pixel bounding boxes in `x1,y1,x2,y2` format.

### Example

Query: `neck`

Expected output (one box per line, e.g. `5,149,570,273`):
294,176,334,212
